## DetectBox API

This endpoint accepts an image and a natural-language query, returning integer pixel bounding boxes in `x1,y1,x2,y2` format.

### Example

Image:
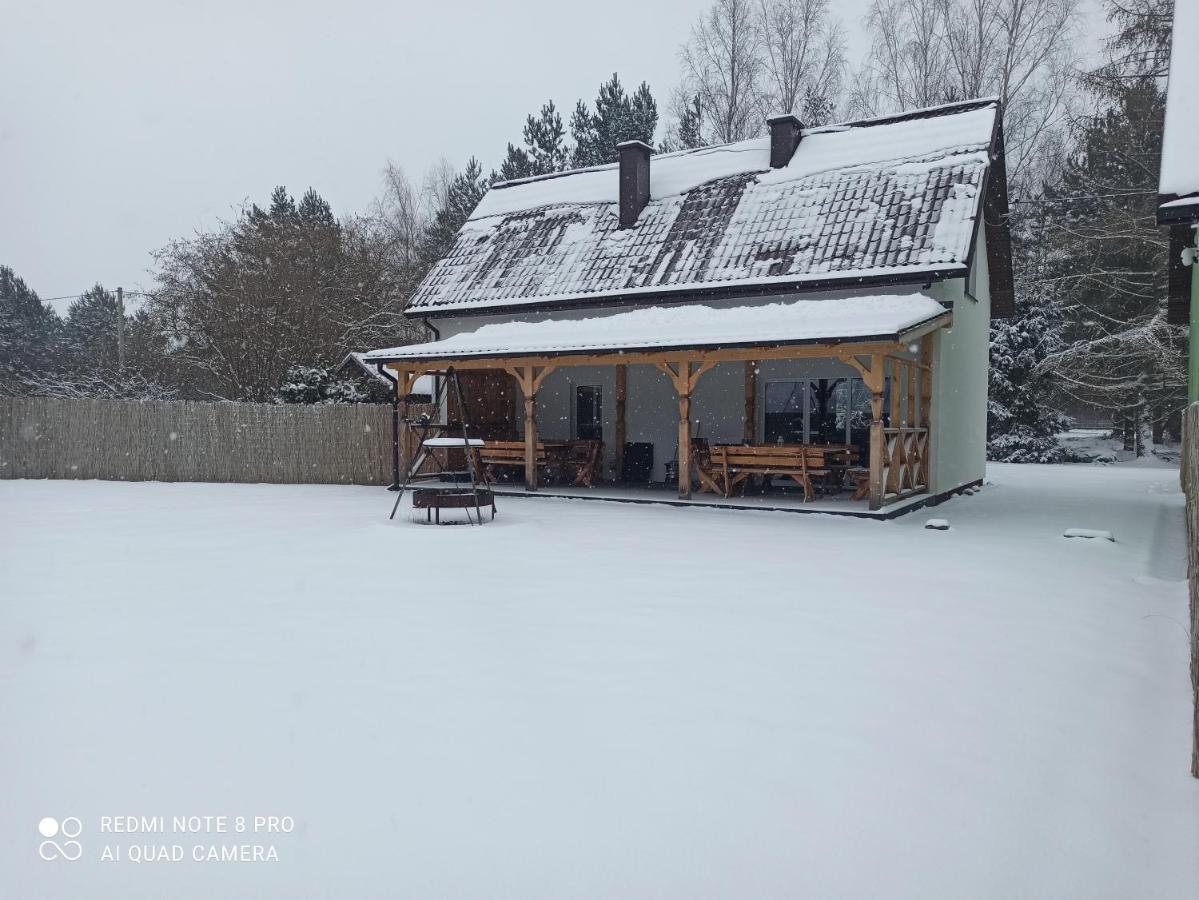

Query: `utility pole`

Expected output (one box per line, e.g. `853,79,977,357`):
116,286,125,371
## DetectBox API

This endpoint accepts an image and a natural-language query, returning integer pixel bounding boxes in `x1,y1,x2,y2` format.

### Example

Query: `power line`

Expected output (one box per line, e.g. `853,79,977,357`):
41,289,151,303
1011,190,1158,205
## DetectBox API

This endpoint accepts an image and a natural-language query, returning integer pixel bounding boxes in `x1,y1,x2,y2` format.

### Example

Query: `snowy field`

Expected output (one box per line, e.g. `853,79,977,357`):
2,464,1197,899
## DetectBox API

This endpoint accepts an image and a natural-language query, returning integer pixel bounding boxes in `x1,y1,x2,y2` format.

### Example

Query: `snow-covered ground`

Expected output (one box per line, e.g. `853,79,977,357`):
1058,428,1182,465
2,464,1197,899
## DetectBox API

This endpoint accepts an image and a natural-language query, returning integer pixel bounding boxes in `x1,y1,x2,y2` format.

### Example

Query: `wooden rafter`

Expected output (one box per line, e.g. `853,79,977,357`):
384,339,918,379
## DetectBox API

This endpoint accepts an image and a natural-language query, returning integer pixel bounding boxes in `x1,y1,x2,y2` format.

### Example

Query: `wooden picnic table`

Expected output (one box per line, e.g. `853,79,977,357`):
693,441,861,502
474,439,603,488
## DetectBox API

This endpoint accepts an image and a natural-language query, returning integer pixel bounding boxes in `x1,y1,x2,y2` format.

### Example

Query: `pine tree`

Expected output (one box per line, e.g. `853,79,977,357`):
298,187,337,227
147,185,401,400
570,74,659,167
0,265,61,393
497,101,570,181
677,94,705,149
524,101,569,174
1040,10,1184,450
629,82,659,148
988,206,1071,462
62,284,123,372
497,144,535,182
420,158,488,267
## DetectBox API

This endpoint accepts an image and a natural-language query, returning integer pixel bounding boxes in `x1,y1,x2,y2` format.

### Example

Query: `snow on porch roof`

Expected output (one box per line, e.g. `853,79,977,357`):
408,99,1001,316
366,293,950,363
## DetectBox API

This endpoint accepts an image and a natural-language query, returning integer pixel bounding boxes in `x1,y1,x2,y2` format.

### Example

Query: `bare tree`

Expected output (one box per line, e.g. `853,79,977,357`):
853,0,951,115
421,157,457,221
757,0,846,122
852,0,1079,187
19,368,179,401
372,162,425,271
679,0,764,143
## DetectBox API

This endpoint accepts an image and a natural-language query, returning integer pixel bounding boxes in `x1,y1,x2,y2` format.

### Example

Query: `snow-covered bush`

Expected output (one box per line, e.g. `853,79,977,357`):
987,424,1069,464
275,366,391,405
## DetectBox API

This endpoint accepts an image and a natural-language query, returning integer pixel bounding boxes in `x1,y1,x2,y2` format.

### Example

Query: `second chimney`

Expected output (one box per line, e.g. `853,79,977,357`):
766,114,804,168
617,140,652,228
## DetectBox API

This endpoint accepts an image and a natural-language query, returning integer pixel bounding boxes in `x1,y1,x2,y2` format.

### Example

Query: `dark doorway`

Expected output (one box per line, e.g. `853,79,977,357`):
575,385,602,441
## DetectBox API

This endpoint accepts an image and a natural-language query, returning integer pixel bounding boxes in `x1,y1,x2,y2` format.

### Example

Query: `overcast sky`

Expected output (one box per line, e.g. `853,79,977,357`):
1,0,1104,312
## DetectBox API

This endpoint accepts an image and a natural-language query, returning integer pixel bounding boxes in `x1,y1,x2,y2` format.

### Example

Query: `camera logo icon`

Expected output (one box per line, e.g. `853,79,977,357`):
38,817,82,861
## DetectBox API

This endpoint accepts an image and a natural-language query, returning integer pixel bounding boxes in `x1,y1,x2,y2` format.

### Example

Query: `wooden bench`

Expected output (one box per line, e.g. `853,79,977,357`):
847,467,870,501
713,445,831,501
697,444,860,501
475,439,603,487
474,440,554,484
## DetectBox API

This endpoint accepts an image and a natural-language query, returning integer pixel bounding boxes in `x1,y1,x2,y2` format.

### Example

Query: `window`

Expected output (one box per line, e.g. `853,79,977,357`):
764,377,885,457
763,381,805,444
575,385,602,441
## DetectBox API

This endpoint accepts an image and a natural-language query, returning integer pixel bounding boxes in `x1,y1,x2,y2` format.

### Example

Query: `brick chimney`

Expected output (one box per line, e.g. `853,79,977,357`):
766,114,804,169
617,140,652,228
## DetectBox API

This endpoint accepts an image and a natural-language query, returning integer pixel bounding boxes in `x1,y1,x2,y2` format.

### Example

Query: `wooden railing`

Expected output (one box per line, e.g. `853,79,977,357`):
881,426,930,501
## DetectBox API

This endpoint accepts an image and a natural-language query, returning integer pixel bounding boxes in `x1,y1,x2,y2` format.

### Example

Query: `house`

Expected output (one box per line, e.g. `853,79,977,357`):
367,98,1014,514
1157,0,1199,403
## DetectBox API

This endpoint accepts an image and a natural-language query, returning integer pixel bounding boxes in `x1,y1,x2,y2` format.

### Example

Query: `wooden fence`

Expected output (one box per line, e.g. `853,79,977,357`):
0,396,396,486
1183,403,1199,778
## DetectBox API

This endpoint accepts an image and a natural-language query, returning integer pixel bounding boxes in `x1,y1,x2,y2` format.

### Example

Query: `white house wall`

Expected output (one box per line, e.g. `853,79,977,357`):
927,229,990,495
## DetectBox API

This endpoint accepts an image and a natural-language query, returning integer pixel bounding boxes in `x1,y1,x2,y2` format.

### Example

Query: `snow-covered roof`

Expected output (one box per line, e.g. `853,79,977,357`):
409,99,1003,317
336,351,394,384
1158,2,1199,222
367,293,950,362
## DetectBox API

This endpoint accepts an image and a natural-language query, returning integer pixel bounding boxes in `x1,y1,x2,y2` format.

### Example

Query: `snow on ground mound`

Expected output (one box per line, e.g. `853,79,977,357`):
0,463,1195,899
1063,527,1115,541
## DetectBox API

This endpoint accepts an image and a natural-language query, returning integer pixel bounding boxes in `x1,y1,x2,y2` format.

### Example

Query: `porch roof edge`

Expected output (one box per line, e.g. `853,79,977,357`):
367,309,952,368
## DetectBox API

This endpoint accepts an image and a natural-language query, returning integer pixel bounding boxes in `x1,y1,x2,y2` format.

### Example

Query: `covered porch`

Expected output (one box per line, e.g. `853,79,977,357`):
373,294,951,512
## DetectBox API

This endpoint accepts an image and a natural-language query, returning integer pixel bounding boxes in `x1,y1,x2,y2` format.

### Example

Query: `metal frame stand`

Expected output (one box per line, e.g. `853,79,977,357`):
389,367,493,524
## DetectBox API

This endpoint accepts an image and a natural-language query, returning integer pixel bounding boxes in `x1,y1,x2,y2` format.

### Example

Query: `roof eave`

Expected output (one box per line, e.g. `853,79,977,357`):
1157,193,1199,226
405,266,967,321
367,309,953,366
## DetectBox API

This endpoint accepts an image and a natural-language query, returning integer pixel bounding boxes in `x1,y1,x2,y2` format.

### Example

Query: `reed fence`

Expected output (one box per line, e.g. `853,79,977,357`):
0,396,395,485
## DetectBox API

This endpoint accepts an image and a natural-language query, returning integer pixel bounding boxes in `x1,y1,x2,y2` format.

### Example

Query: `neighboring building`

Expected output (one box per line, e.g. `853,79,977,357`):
334,351,397,388
1157,0,1199,403
367,98,1014,513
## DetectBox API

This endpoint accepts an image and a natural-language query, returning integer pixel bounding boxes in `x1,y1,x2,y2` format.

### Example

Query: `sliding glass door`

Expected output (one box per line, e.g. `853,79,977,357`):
763,377,886,457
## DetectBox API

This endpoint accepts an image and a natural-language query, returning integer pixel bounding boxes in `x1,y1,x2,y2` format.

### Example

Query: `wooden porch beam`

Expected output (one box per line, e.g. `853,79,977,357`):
920,332,935,489
867,352,886,511
504,364,556,491
392,368,416,480
384,339,915,375
744,360,758,443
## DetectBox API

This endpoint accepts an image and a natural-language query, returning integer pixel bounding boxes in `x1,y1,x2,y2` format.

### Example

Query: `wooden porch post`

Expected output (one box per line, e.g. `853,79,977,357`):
920,333,935,490
887,359,904,495
655,360,716,500
615,364,627,481
523,388,537,490
678,390,692,498
866,353,887,511
744,361,757,443
392,367,414,483
506,365,557,492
